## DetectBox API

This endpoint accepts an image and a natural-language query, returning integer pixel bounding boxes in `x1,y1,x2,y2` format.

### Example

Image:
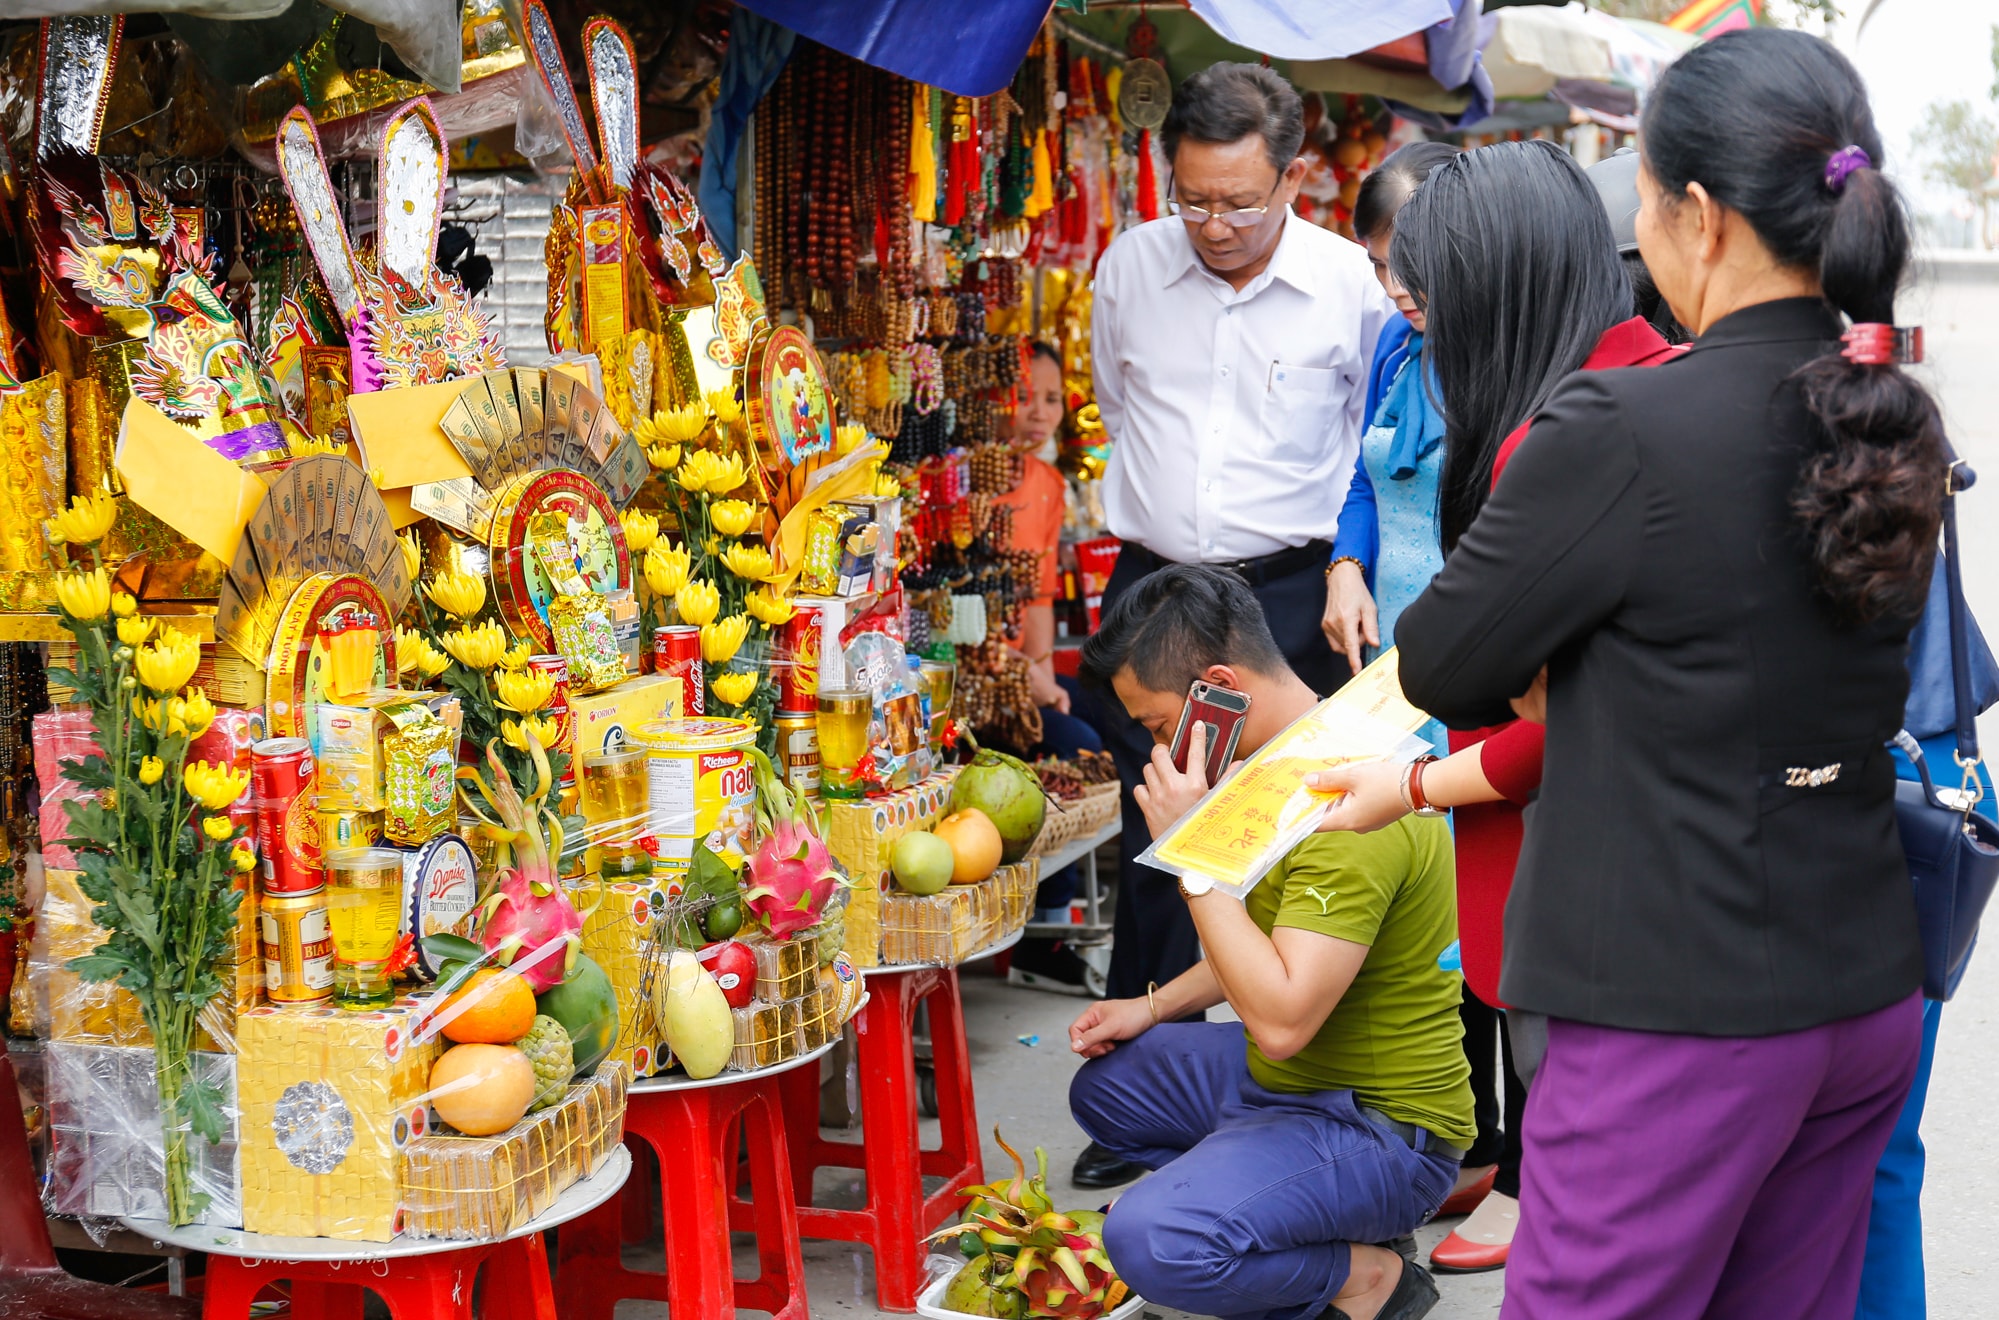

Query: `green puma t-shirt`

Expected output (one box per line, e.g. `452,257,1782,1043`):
1241,816,1475,1148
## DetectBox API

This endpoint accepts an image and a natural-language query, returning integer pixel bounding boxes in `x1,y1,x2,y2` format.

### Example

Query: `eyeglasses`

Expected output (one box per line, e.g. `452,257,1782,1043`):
1167,174,1283,229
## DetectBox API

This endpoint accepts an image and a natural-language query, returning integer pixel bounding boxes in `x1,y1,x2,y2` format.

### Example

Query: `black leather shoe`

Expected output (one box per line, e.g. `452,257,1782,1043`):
1321,1258,1440,1320
1071,1141,1142,1189
1375,1235,1417,1265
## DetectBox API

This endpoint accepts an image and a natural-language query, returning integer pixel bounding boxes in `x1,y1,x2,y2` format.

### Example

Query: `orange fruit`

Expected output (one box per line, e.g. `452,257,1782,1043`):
438,967,536,1043
934,809,1003,884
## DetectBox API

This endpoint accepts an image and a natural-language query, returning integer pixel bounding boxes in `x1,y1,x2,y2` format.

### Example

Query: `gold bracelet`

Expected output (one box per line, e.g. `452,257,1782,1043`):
1146,981,1160,1025
1326,556,1365,578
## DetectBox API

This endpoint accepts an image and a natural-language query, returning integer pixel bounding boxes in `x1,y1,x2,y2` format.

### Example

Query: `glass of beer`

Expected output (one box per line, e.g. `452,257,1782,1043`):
816,688,873,800
580,746,652,879
324,848,404,1009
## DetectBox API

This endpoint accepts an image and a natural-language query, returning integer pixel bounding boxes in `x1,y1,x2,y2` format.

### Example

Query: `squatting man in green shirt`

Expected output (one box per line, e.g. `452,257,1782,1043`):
1067,564,1472,1320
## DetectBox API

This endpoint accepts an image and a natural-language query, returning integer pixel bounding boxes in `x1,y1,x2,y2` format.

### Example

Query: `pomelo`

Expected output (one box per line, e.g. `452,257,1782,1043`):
934,809,1003,884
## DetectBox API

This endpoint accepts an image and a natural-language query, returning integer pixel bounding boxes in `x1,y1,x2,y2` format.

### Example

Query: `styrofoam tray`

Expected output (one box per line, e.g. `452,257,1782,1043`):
915,1265,1146,1320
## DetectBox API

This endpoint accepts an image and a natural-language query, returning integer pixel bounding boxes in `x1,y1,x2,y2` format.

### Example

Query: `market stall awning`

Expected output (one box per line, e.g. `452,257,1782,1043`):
732,0,1057,99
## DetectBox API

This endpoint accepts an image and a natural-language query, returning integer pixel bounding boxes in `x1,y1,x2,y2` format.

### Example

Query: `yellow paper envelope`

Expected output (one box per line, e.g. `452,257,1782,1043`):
345,378,478,491
114,398,269,566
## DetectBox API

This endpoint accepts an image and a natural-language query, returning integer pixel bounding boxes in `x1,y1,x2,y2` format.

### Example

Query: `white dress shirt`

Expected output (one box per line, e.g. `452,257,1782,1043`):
1093,209,1393,564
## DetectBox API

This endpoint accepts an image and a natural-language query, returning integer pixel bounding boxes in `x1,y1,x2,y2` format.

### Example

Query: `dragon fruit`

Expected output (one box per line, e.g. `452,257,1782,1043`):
741,749,842,939
929,1131,1129,1320
458,734,601,993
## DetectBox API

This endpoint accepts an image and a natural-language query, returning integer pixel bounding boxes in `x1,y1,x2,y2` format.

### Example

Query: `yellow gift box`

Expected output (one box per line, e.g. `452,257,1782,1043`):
236,1001,441,1241
566,673,682,763
822,768,957,968
578,881,664,1078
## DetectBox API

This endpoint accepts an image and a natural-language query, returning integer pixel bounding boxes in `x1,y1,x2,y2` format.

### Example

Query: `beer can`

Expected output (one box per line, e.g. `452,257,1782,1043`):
253,736,322,894
654,625,703,717
527,654,576,786
773,710,821,795
776,605,824,711
317,807,382,854
260,887,334,1004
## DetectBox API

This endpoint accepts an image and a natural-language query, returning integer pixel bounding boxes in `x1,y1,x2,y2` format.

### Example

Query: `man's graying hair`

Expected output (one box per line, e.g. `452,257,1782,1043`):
1080,564,1288,695
1162,63,1304,175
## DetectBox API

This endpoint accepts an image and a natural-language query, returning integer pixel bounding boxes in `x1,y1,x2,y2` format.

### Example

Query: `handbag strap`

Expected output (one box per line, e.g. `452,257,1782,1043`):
1942,444,1982,798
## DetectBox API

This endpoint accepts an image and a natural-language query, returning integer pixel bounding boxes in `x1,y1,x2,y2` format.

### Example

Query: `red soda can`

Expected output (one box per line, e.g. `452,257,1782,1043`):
654,625,703,717
527,654,576,787
253,736,322,894
777,605,823,711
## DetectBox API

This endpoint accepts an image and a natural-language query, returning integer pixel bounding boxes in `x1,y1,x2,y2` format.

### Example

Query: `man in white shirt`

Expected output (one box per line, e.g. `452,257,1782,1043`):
1072,62,1394,1190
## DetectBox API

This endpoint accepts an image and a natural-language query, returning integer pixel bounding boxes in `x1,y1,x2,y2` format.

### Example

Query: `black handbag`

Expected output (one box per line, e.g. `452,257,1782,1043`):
1894,451,1999,1001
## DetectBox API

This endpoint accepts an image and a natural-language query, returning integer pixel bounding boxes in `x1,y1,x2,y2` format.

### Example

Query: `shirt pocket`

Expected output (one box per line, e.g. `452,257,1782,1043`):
1259,364,1342,465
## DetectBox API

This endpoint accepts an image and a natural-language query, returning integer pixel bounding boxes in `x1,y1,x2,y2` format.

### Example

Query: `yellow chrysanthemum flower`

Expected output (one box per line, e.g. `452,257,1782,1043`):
836,423,871,457
202,814,235,842
46,489,119,546
111,591,137,618
653,401,714,445
709,500,756,538
675,449,723,494
175,689,216,739
399,531,423,582
705,389,743,427
700,614,750,665
644,544,690,598
675,579,720,628
710,671,759,707
874,472,902,499
440,620,508,670
620,510,659,554
502,715,563,753
55,567,111,621
745,587,795,627
494,666,556,714
138,756,165,786
703,451,749,495
721,542,774,581
647,443,683,472
135,626,200,694
425,570,487,620
499,640,534,671
132,697,163,730
184,760,250,812
116,615,155,647
231,841,257,873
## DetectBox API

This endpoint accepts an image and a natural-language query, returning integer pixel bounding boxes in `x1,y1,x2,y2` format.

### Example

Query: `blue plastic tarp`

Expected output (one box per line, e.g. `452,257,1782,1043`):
733,0,1056,98
1187,0,1456,61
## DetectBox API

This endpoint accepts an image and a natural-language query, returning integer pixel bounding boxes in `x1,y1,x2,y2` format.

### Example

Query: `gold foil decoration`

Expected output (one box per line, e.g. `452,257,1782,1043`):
377,100,445,294
0,373,66,573
584,19,639,193
35,17,121,158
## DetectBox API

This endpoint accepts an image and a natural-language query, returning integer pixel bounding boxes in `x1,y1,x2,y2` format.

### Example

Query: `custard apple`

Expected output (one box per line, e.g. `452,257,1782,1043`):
518,1015,574,1111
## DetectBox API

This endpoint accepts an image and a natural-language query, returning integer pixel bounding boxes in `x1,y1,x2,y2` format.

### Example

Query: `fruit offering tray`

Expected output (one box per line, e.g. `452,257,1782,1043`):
874,862,1038,969
1028,782,1120,859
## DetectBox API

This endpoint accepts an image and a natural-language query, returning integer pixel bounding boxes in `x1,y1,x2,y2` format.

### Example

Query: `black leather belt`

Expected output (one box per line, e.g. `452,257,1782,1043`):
1125,540,1333,590
1361,1105,1469,1163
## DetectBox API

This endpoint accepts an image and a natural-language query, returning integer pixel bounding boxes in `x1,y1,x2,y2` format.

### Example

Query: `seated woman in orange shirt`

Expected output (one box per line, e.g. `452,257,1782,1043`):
997,343,1106,956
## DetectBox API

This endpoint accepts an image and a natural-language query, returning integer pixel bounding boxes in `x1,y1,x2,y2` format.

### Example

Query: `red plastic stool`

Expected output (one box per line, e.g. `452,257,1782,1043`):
557,1070,807,1320
778,965,982,1311
196,1232,555,1320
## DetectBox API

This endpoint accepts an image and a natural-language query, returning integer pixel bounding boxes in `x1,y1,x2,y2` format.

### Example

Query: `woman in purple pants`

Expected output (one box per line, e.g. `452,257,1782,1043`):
1394,30,1943,1320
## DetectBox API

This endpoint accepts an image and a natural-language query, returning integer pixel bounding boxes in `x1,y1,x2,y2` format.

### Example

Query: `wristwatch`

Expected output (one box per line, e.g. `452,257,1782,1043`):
1178,874,1214,900
1405,755,1448,818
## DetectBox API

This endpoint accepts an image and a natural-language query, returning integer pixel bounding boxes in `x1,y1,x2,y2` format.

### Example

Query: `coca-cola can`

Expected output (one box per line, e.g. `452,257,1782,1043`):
776,605,824,711
654,625,703,717
527,654,576,786
253,736,322,894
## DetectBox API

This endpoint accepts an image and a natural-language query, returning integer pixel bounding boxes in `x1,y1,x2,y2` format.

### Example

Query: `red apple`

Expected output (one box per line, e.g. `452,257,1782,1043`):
698,940,756,1009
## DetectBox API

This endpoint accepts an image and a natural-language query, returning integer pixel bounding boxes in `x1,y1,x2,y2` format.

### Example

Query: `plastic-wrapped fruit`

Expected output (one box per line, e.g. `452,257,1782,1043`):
430,1044,536,1136
518,1014,574,1111
535,955,618,1077
653,949,732,1079
438,967,536,1044
704,898,743,940
949,750,1047,862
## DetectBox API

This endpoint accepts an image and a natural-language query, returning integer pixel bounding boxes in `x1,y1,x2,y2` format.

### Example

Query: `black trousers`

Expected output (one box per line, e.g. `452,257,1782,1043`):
1095,544,1344,1003
1460,983,1530,1198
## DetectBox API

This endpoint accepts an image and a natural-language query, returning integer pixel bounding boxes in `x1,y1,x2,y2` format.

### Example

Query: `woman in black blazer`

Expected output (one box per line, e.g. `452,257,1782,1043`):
1395,30,1945,1320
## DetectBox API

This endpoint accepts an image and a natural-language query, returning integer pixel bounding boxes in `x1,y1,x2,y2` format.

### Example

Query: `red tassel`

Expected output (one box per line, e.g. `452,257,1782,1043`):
1136,129,1160,222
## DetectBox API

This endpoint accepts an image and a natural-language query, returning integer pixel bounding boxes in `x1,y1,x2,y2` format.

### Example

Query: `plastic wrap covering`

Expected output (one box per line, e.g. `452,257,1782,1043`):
820,770,958,968
729,1000,797,1072
577,879,665,1079
45,1043,241,1228
32,710,99,873
235,1000,442,1241
32,868,248,1051
330,0,466,96
398,1059,629,1241
880,888,990,969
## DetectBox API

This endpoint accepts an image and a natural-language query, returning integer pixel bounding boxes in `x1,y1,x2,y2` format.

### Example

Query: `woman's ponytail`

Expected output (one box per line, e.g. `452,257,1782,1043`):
1643,30,1945,628
1794,164,1943,626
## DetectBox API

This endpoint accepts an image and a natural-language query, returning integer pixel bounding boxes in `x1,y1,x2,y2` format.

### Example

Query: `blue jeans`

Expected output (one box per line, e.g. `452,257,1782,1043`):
1855,998,1943,1320
1032,676,1103,910
1070,1023,1458,1320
